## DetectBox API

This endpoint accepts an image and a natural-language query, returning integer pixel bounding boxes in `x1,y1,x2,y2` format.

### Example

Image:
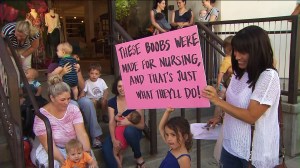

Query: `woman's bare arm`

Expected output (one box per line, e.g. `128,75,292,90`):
21,38,39,57
74,123,91,152
37,134,65,165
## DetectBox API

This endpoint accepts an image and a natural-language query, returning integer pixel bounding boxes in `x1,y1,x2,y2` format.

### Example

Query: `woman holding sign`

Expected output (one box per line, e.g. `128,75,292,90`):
202,26,280,168
171,0,194,29
102,76,146,168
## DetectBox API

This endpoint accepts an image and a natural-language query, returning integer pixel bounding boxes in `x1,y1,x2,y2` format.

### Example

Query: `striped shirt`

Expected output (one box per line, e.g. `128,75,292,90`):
59,56,78,87
1,22,40,49
33,104,84,148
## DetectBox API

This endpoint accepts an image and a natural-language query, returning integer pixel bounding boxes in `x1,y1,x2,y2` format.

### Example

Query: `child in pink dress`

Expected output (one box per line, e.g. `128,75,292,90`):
114,111,141,168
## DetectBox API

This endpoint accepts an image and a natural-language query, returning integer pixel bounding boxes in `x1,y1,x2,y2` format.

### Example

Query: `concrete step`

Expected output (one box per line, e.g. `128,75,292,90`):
0,121,12,165
0,161,14,168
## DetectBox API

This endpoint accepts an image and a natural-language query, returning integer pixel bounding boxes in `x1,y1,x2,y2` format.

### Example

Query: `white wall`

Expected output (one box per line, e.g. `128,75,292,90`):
167,0,296,21
220,0,296,20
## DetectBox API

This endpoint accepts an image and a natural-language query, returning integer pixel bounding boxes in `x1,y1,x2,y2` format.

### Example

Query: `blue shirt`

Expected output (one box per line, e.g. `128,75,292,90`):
159,150,191,168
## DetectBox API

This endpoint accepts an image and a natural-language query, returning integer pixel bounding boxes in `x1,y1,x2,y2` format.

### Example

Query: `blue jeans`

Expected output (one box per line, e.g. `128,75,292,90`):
77,97,103,138
220,148,252,168
102,126,142,168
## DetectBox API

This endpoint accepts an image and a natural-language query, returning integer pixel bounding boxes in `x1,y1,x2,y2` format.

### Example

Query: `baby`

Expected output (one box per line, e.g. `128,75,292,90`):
62,139,97,168
52,42,79,100
79,63,109,123
198,9,208,21
155,12,171,31
114,111,141,168
20,68,47,107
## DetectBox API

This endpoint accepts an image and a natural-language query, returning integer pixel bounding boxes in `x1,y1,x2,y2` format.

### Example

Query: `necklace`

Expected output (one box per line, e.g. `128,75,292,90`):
50,14,55,18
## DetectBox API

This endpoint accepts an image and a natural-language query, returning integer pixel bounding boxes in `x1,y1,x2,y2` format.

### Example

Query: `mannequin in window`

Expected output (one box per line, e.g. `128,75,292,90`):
26,8,45,69
45,8,61,61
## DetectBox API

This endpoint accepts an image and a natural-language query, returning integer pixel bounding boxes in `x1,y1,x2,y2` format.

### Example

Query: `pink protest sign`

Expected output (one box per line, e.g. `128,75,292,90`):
115,25,210,109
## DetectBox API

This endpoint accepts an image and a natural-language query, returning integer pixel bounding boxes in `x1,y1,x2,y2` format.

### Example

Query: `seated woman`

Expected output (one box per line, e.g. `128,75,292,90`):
102,76,146,168
47,57,103,148
30,75,94,167
171,0,194,29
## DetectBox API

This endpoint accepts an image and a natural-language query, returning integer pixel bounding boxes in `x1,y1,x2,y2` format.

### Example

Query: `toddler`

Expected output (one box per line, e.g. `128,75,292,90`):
114,111,142,168
20,68,47,107
198,9,208,21
216,35,233,98
159,108,192,168
52,42,79,100
62,139,97,168
79,64,109,122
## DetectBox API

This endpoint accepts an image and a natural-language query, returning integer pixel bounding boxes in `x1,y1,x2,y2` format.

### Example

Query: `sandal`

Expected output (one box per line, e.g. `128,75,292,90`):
136,161,145,168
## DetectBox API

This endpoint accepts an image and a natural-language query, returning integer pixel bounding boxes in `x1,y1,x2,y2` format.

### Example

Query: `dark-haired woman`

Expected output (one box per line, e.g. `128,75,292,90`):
150,0,170,34
203,26,280,168
102,76,146,168
171,0,194,29
201,0,219,22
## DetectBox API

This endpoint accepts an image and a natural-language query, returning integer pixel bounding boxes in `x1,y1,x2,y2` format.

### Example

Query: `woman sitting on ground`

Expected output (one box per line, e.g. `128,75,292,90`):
102,76,146,168
31,75,95,167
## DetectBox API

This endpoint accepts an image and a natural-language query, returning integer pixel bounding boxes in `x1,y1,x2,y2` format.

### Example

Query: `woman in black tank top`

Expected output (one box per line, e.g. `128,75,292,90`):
171,0,194,29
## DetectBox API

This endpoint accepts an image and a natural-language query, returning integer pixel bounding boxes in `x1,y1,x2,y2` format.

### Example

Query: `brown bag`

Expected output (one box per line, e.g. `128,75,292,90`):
248,98,287,168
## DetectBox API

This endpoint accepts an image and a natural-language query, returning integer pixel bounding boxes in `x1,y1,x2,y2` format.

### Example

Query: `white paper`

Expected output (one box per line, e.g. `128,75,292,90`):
190,123,221,140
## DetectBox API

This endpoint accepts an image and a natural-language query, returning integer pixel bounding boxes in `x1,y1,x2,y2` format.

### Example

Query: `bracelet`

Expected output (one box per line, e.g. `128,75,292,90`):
218,112,225,122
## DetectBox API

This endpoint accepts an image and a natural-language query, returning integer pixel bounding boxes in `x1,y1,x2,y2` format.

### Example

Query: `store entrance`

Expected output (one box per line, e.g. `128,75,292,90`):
50,0,113,74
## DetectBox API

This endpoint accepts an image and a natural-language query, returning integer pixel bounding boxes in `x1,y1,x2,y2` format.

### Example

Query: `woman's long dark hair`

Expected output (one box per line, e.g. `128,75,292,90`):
153,0,165,9
231,25,275,89
165,117,193,151
111,75,122,96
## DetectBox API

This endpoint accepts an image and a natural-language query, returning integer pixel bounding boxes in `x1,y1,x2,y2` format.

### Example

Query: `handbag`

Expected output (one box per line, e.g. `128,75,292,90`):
248,98,287,168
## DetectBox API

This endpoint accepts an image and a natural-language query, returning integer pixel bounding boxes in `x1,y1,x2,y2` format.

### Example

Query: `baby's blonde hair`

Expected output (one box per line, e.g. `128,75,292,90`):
65,139,83,154
57,42,73,55
26,68,39,79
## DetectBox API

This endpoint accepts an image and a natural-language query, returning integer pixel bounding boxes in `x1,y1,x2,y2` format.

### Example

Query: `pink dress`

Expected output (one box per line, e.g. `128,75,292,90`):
115,117,128,149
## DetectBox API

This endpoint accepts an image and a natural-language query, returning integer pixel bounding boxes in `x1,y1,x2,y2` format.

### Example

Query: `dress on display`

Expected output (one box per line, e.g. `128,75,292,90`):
45,11,61,61
26,12,46,69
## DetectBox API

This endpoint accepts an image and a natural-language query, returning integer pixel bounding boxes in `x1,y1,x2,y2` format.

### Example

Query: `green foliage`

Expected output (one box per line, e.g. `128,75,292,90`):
115,0,137,22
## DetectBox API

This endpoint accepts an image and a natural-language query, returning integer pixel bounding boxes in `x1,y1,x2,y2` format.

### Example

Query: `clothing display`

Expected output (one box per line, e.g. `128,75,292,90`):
26,9,46,69
45,9,61,61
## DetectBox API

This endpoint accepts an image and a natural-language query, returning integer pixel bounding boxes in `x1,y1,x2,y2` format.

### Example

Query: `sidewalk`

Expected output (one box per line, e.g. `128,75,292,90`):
285,155,300,168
